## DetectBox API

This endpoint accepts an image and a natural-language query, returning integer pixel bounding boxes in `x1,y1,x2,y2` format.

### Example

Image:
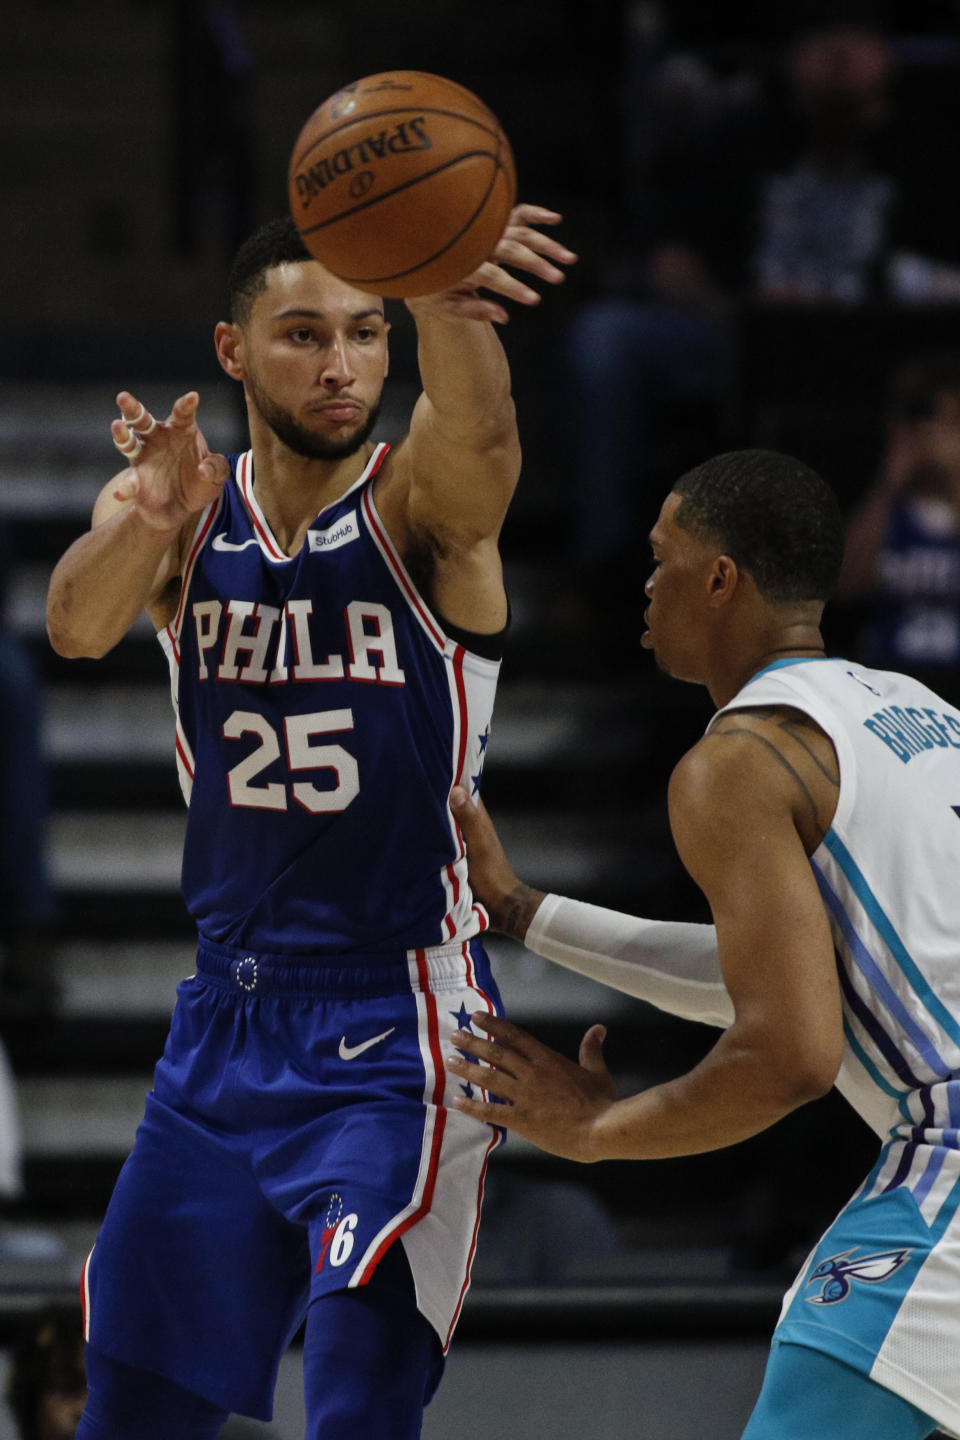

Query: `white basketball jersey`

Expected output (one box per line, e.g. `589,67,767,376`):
715,656,960,1145
715,657,960,1433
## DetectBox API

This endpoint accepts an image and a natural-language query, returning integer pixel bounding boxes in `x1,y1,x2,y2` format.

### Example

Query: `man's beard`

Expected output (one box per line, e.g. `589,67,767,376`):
248,374,381,461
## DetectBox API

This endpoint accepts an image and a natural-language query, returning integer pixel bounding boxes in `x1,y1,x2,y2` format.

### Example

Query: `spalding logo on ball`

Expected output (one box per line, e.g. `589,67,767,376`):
288,70,517,298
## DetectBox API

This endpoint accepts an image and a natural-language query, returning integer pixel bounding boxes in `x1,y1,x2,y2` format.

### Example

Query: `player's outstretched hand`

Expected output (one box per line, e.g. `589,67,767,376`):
110,391,230,534
407,203,577,324
449,787,546,940
447,1013,616,1161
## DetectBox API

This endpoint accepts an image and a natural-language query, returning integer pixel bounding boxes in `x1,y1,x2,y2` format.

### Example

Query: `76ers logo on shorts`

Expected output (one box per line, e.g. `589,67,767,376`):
314,1192,360,1274
805,1247,911,1304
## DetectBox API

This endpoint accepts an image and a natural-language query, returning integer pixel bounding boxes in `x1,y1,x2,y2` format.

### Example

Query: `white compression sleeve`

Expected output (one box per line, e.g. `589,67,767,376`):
524,894,733,1029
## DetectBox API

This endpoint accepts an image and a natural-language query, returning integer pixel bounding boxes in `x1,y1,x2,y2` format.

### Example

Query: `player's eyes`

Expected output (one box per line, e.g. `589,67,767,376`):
289,328,315,344
354,326,378,342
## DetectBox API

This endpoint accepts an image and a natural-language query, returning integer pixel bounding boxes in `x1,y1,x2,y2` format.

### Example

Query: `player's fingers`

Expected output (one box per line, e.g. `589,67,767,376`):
507,203,563,227
437,289,511,324
169,391,200,428
451,1092,510,1125
469,1012,536,1050
468,260,540,307
502,227,577,275
449,1030,515,1072
197,453,231,487
450,787,486,839
578,1024,609,1076
111,419,142,460
448,1055,518,1103
495,238,568,286
116,392,156,434
111,473,139,503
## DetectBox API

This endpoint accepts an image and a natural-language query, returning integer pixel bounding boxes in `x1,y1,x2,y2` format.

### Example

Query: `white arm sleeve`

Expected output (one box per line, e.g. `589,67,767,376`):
524,894,733,1029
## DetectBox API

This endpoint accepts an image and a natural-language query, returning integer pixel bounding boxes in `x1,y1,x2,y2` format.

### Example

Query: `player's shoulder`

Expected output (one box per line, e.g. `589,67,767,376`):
710,703,825,745
671,707,819,811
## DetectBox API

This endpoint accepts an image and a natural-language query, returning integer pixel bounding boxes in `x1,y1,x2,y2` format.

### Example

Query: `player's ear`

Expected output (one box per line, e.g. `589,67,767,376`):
215,321,245,381
708,554,739,604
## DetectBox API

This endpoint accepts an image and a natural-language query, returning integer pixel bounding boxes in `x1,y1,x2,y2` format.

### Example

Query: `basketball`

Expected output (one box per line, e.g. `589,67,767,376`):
288,70,517,298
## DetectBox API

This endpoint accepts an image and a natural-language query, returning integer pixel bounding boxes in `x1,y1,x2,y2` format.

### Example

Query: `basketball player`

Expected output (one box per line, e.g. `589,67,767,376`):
45,204,574,1440
448,449,960,1440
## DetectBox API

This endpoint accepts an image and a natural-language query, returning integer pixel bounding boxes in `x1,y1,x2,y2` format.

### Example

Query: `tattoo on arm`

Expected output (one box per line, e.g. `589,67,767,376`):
779,720,840,785
493,883,548,942
715,708,840,785
710,711,838,842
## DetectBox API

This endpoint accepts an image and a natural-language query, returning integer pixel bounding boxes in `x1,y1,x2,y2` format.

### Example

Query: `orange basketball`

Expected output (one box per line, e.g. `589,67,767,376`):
288,70,517,298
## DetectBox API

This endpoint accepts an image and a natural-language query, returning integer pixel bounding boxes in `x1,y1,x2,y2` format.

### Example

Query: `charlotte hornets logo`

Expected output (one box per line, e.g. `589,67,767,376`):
805,1248,912,1305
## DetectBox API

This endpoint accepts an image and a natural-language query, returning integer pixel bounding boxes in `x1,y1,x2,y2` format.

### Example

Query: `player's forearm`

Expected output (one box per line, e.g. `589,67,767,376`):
524,893,733,1028
47,507,178,658
411,307,517,450
587,1025,829,1161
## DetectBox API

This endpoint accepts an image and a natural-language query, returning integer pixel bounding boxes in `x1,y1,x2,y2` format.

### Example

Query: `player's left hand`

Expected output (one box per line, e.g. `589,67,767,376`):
406,204,577,324
447,1013,617,1161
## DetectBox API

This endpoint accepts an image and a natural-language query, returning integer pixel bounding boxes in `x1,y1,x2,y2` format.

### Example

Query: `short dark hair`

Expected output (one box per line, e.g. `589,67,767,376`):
672,449,844,604
227,216,313,326
889,350,960,422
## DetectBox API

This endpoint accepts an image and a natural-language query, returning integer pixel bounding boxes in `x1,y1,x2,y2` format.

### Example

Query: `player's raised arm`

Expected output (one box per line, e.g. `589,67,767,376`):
47,391,229,658
380,205,575,634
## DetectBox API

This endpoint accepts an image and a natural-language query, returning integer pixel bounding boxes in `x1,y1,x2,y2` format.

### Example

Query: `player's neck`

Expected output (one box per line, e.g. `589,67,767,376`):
713,626,827,707
248,433,376,556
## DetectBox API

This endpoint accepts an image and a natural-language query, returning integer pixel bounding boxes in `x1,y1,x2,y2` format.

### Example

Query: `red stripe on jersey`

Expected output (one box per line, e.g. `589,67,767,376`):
451,645,469,784
163,619,179,662
171,500,221,637
237,452,287,562
79,1251,91,1340
461,940,476,991
175,730,195,780
440,646,470,939
463,937,498,1107
164,626,180,666
439,943,499,1353
366,443,390,481
417,948,448,1108
360,487,446,650
355,950,446,1283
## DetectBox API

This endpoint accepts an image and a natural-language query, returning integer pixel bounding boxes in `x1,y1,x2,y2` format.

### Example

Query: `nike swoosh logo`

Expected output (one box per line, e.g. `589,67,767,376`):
338,1027,396,1061
212,533,260,552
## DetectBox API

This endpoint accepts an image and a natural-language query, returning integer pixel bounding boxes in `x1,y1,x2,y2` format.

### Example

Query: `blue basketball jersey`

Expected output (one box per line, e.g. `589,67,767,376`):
158,445,498,955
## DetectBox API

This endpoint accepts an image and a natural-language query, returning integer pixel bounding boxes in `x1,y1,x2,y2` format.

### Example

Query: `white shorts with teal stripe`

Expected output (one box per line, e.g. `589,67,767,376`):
776,1140,960,1438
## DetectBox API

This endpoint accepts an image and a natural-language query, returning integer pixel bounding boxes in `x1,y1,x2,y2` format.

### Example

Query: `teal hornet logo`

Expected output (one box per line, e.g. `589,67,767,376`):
805,1248,911,1305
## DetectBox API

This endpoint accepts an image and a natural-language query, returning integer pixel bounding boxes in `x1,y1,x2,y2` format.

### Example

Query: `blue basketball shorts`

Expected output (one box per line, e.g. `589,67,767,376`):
80,936,504,1421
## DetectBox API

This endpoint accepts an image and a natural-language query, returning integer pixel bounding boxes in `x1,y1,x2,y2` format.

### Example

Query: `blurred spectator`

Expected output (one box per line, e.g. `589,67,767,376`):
562,22,960,613
838,350,960,704
0,532,56,1018
5,1306,86,1440
3,1303,284,1439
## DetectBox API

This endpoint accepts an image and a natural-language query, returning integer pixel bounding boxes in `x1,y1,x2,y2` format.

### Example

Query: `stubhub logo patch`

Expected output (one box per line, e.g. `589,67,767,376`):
308,511,359,553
